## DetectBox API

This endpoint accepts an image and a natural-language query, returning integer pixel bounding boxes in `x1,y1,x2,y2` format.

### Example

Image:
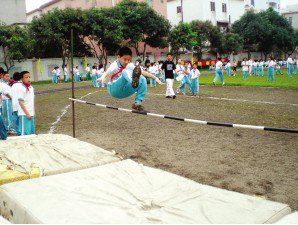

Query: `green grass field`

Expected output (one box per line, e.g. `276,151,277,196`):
199,69,298,88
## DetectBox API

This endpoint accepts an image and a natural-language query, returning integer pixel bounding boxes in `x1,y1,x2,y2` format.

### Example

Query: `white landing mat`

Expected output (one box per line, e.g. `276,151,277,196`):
275,212,298,224
0,216,10,224
0,134,120,185
0,159,291,224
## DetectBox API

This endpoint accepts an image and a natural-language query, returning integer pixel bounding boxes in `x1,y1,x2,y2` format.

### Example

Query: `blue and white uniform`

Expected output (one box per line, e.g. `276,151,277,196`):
52,69,57,84
18,84,35,135
242,61,248,81
213,61,224,85
11,82,22,135
1,81,13,131
225,62,231,76
104,60,147,105
191,68,200,95
287,57,294,77
267,60,275,81
91,68,97,87
148,65,157,88
64,67,69,82
97,67,105,88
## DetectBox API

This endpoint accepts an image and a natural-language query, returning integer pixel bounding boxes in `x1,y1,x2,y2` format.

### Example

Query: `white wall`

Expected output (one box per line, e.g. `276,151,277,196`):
0,0,26,25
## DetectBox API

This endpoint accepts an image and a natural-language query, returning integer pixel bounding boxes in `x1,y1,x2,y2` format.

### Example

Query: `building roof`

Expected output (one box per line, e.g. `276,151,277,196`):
26,0,61,15
282,11,298,15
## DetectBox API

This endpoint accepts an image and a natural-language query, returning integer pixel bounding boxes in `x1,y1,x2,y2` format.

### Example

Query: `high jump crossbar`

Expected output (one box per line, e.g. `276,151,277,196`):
69,98,298,134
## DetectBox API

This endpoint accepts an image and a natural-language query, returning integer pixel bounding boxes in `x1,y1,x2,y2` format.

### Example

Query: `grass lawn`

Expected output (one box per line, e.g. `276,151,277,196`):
199,69,298,88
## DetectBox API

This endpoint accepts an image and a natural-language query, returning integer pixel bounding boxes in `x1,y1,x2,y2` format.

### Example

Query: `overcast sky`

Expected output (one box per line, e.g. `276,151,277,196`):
25,0,298,12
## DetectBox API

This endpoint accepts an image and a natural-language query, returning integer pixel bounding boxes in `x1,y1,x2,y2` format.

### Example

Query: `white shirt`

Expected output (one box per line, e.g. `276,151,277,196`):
268,60,275,67
18,84,35,116
215,61,223,70
0,82,3,108
64,68,68,76
287,57,293,64
75,68,80,76
259,62,264,66
56,68,61,76
97,68,105,76
52,69,57,76
175,64,185,75
190,68,200,79
107,60,135,83
225,62,231,68
85,66,90,72
91,69,97,75
1,82,11,101
11,82,22,112
252,62,258,66
242,61,248,71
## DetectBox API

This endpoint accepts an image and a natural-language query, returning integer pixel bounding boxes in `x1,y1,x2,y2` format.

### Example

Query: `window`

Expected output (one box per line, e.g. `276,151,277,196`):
289,17,292,25
222,3,227,12
251,0,255,6
210,1,215,12
177,6,182,13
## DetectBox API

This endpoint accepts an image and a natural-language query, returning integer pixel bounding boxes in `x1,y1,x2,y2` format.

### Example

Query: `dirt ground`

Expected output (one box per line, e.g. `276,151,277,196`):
35,82,298,211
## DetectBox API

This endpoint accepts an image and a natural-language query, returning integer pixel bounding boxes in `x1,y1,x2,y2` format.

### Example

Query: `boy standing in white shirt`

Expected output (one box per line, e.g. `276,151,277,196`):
1,72,14,133
190,63,200,96
287,56,294,77
18,71,35,135
213,57,224,86
11,72,22,135
241,58,249,81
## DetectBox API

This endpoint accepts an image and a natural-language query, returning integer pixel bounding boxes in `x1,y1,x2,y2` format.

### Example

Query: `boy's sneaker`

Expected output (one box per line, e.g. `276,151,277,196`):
132,65,142,88
166,96,171,98
172,95,176,99
131,103,148,112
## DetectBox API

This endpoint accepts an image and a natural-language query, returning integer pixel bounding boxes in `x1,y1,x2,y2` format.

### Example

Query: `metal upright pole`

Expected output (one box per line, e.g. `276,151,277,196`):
71,29,76,138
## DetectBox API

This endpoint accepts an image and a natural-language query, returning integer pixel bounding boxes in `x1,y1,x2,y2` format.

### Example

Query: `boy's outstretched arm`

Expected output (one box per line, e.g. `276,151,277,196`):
97,71,110,83
141,71,164,85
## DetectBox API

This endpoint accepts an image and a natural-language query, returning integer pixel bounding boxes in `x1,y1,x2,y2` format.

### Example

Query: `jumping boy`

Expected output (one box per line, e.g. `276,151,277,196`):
97,47,162,111
18,71,35,135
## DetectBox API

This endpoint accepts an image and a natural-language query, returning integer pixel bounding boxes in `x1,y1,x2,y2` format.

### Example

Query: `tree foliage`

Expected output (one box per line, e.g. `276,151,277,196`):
0,24,33,71
83,7,123,66
219,32,243,56
232,8,296,57
29,8,91,68
114,0,171,57
190,20,222,59
168,22,197,60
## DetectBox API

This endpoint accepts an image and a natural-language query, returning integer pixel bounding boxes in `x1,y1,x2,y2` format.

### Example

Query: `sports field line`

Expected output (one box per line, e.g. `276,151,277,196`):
48,91,99,134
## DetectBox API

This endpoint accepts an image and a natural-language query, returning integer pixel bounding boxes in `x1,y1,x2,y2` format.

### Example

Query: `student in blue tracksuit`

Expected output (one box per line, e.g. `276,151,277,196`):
11,72,22,135
287,56,294,77
190,63,200,96
18,71,35,135
225,60,231,76
267,57,275,81
1,72,14,132
241,58,248,81
97,47,163,112
213,57,224,86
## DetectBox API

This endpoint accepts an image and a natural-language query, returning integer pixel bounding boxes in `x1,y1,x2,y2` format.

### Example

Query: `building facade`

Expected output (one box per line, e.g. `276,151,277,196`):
0,0,26,25
167,0,281,30
27,0,166,22
282,4,298,29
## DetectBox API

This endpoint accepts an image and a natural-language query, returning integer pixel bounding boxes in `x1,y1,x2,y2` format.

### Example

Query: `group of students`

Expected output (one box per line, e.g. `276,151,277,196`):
95,47,202,112
0,68,35,140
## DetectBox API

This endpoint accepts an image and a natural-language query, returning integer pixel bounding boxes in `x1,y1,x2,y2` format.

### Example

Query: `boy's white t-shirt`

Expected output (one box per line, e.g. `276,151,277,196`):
52,69,56,75
86,66,90,72
56,68,61,76
191,68,200,79
97,68,105,76
64,68,68,76
91,69,97,75
242,61,248,71
215,61,222,69
287,57,293,64
225,62,231,68
18,84,35,116
106,60,135,83
1,82,12,101
0,82,3,108
11,82,22,112
268,60,275,67
259,61,264,66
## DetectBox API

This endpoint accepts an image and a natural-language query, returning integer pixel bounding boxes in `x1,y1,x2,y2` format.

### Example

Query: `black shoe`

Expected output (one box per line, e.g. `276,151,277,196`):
132,65,142,88
166,96,171,98
172,95,176,99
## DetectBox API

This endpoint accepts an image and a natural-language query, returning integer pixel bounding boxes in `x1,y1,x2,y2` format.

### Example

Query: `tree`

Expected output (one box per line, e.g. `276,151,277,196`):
83,7,123,67
114,0,171,57
168,22,197,61
232,8,296,59
190,20,222,59
29,8,91,75
219,32,243,57
0,24,33,72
